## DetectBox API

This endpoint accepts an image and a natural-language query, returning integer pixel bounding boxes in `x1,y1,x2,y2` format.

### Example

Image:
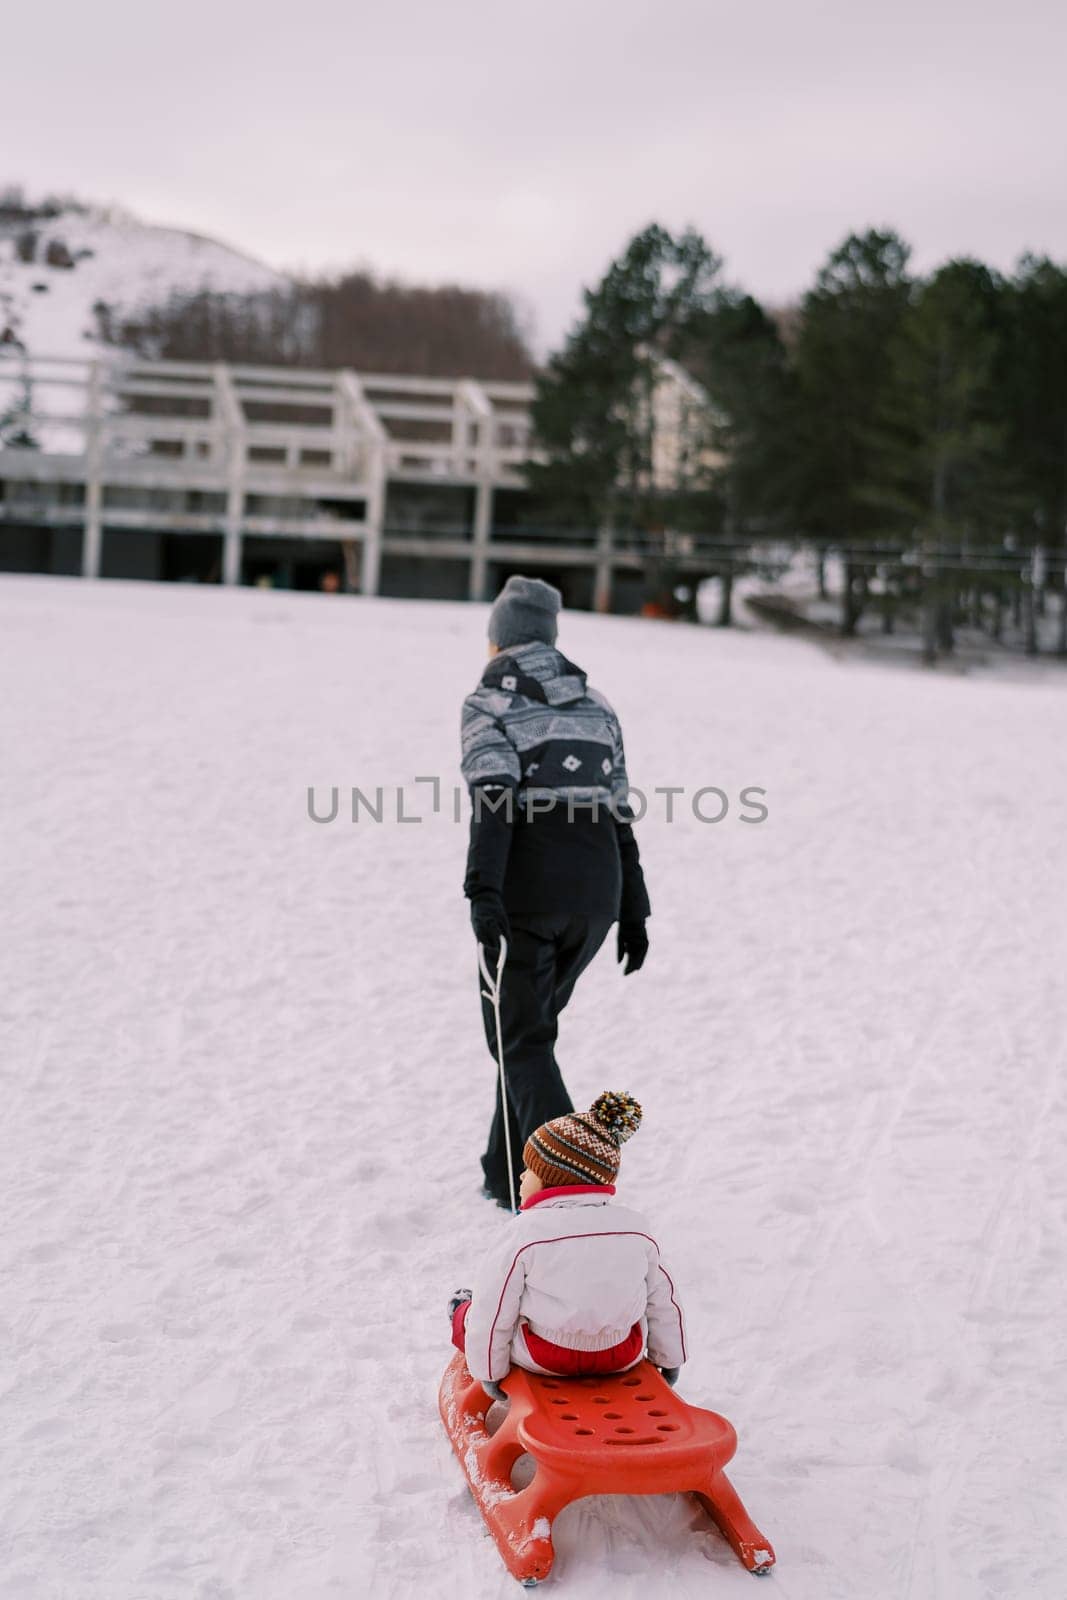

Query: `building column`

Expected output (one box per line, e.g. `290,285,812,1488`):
336,371,388,597
215,365,245,586
82,362,103,578
222,491,243,585
594,520,614,613
469,477,493,601
361,442,387,597
457,380,494,602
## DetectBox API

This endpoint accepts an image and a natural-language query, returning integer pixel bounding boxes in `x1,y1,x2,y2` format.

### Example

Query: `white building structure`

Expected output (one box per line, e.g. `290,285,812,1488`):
0,353,720,610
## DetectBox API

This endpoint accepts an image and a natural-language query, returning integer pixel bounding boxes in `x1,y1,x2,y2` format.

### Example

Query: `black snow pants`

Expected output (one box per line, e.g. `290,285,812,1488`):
479,910,614,1204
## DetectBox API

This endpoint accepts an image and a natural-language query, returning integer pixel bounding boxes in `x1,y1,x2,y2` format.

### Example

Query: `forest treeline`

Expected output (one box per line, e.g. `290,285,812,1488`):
528,224,1067,657
95,271,535,382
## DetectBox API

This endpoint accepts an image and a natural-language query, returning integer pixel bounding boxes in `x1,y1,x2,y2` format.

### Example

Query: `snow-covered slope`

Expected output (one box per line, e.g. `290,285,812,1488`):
0,201,287,359
1,576,1065,1599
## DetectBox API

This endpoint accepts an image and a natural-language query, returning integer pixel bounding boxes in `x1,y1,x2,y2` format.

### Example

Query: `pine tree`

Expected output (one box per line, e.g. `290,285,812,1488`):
1000,256,1067,655
880,260,1012,659
791,230,913,633
681,293,797,621
526,224,723,545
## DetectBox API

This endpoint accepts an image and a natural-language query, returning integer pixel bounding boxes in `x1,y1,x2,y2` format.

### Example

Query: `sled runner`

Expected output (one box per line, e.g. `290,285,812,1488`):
439,1350,775,1586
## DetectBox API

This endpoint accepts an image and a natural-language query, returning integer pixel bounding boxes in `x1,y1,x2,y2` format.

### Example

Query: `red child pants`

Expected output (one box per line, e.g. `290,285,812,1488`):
451,1299,644,1378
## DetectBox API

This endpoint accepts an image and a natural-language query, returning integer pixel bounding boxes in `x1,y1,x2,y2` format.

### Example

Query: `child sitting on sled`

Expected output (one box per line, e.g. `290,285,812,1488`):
449,1091,687,1396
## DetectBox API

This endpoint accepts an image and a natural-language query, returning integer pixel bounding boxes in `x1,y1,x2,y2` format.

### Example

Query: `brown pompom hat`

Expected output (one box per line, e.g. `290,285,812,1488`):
523,1091,642,1189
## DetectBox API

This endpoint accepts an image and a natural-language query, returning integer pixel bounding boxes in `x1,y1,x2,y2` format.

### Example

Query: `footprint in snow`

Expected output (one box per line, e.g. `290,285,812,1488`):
98,1321,141,1342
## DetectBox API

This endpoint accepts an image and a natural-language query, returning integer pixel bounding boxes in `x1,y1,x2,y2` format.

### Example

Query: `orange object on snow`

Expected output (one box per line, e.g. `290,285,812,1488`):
438,1351,775,1586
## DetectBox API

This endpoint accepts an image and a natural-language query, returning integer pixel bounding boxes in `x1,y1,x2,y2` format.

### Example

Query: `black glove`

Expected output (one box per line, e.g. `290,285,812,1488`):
617,918,649,976
657,1366,680,1387
482,1379,508,1403
471,891,510,962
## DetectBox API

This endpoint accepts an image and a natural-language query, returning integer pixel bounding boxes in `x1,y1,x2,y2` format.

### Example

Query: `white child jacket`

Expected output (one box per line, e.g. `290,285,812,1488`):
462,1188,688,1384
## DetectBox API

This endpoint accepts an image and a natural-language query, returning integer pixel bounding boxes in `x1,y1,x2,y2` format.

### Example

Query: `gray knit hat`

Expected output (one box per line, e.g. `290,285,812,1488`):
488,575,562,649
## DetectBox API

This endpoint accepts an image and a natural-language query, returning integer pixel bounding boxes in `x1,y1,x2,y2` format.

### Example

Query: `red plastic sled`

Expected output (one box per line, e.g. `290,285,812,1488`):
439,1351,775,1586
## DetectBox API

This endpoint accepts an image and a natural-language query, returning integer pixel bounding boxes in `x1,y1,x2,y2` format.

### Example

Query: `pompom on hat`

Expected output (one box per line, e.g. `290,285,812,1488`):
523,1091,642,1189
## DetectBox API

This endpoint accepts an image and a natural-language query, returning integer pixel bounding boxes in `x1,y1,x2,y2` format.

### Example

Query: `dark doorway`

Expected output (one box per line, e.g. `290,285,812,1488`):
162,533,225,583
241,537,346,592
0,523,82,576
101,528,223,582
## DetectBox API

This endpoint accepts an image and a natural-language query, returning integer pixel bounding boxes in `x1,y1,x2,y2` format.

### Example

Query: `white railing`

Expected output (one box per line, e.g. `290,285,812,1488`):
0,353,541,590
0,352,536,487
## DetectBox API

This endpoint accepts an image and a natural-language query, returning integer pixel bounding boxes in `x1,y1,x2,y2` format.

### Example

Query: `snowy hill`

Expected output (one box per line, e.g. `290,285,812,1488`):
0,199,287,360
1,575,1065,1598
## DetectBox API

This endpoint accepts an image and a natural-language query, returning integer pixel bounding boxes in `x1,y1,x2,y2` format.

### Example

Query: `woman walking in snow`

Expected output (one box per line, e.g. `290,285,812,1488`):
460,575,651,1208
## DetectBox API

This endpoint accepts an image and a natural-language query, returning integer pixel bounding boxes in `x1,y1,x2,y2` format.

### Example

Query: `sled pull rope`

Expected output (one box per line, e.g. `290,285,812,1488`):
478,937,517,1214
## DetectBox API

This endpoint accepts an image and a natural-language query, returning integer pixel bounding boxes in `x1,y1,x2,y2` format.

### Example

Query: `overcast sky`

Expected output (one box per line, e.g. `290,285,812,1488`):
5,0,1066,351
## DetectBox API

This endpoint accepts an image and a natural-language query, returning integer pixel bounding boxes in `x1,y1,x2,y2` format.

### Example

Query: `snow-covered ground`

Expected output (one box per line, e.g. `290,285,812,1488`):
2,575,1065,1600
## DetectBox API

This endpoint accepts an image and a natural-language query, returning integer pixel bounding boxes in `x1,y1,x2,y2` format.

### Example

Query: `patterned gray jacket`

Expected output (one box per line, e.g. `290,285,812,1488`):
460,642,650,921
